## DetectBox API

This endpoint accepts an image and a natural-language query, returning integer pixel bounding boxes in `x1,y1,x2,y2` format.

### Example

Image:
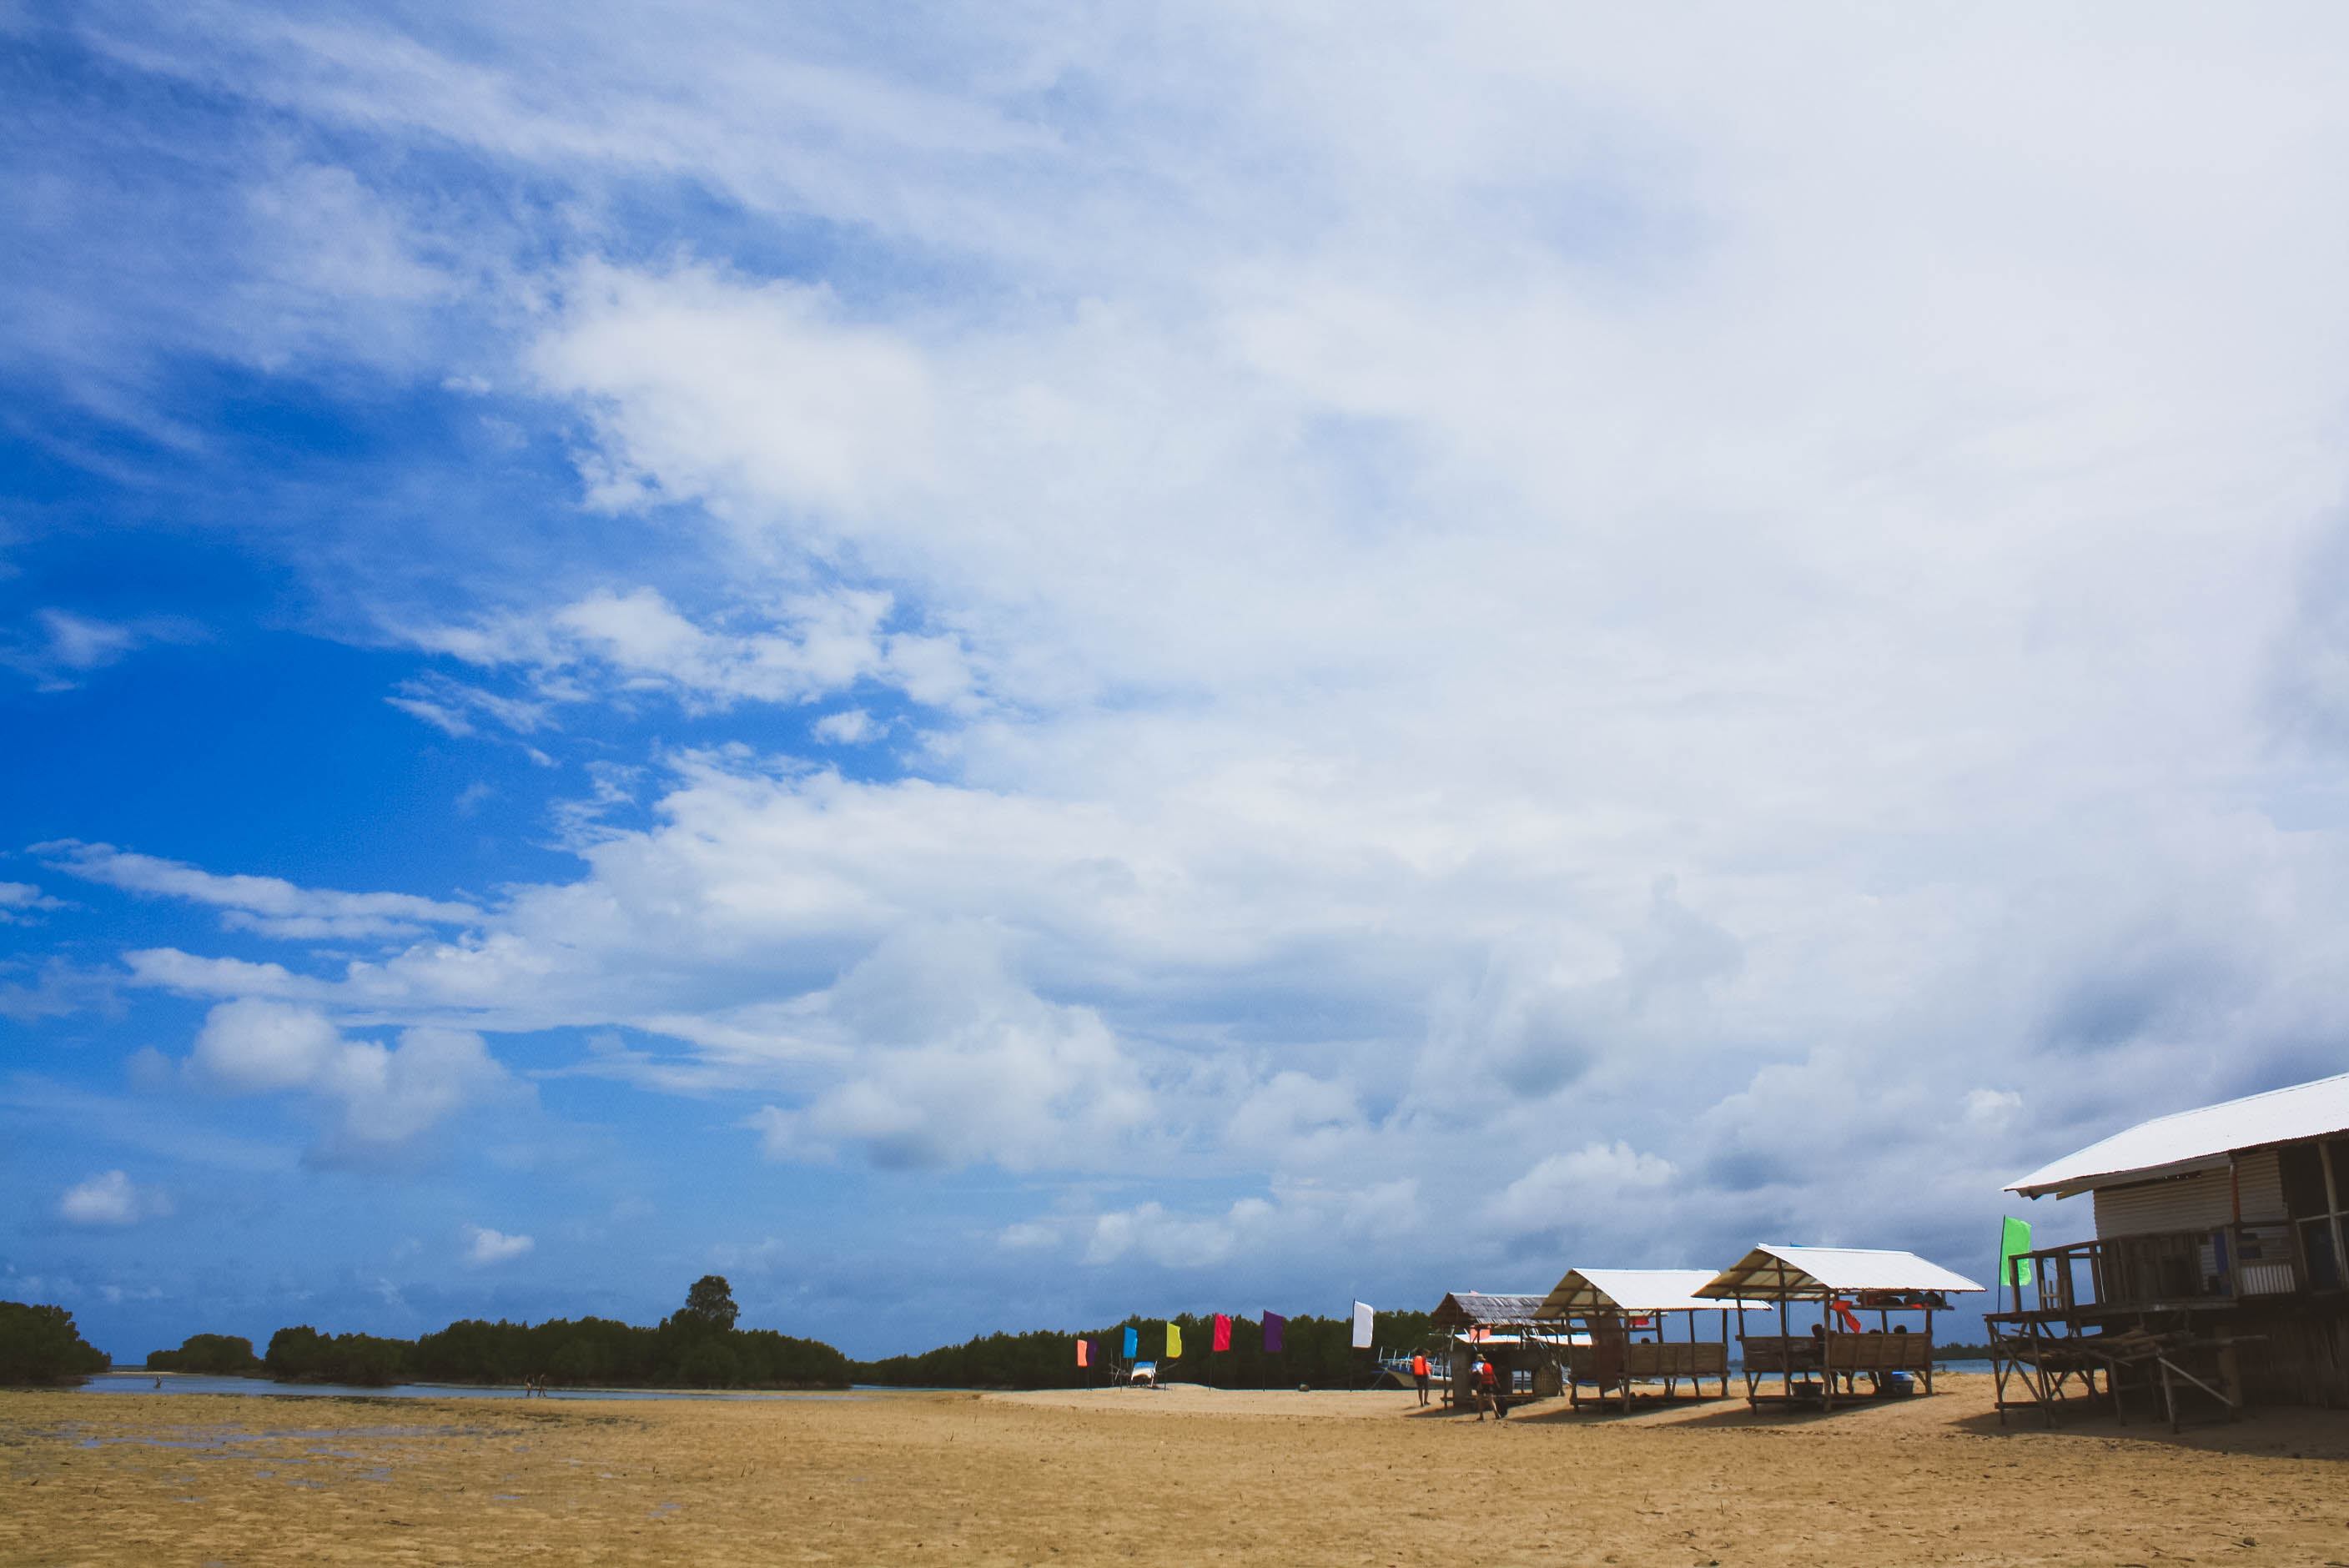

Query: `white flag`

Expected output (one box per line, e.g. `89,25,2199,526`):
1351,1300,1374,1349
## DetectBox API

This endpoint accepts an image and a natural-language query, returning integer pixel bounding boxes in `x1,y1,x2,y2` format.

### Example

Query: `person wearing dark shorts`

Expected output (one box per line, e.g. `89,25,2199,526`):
1481,1357,1508,1419
1411,1352,1431,1406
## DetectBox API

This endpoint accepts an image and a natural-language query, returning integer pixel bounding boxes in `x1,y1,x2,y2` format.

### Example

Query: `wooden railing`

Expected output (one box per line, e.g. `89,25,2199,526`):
2010,1224,2301,1313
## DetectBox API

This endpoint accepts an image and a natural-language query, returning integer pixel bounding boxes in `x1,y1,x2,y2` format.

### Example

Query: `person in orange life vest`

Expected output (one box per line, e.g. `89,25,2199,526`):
1480,1356,1508,1419
1411,1351,1431,1406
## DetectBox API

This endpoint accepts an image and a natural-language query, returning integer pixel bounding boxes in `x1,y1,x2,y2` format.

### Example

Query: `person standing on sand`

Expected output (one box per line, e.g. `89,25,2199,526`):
1412,1352,1431,1406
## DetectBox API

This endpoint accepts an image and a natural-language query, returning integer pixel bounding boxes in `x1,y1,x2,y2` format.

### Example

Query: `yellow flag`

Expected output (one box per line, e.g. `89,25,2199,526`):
1165,1321,1182,1359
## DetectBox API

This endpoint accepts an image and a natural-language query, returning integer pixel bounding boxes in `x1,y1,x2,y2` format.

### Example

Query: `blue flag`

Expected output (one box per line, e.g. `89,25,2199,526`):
1123,1325,1138,1359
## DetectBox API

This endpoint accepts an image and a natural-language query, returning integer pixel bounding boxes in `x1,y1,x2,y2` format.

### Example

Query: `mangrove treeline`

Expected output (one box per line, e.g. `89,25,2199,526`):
850,1309,1438,1390
1,1300,111,1385
148,1276,852,1390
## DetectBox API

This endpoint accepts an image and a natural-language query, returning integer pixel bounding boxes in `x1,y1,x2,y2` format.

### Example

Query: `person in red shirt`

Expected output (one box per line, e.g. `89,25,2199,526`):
1479,1357,1508,1420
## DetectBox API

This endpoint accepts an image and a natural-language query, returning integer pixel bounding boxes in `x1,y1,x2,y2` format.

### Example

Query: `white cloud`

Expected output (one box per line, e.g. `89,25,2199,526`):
42,2,2349,1299
58,1169,172,1226
0,882,64,923
2,611,199,690
1078,1179,1419,1271
191,996,345,1092
812,709,875,746
43,842,480,941
400,585,973,721
0,958,113,1023
741,920,1154,1171
1486,1143,1677,1238
188,998,521,1166
460,1224,534,1265
531,264,936,522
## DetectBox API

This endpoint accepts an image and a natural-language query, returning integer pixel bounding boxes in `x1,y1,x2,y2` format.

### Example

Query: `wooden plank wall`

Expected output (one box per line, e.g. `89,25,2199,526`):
2234,1300,2349,1407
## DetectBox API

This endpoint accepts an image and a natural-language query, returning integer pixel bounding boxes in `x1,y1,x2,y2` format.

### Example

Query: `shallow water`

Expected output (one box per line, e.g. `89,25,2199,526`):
78,1372,869,1402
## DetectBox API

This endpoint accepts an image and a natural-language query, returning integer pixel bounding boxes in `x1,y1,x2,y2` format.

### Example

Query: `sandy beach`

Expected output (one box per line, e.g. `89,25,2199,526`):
5,1375,2346,1565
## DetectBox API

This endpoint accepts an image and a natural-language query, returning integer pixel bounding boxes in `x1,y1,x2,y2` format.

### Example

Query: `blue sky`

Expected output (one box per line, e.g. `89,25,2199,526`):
10,1,2349,1361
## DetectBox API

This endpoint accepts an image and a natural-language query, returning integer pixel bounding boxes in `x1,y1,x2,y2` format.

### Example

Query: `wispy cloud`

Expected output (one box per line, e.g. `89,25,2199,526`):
2,611,200,690
41,841,480,941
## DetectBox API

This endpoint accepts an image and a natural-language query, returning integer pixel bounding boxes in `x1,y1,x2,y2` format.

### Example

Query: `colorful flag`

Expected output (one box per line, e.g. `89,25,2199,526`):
1123,1325,1139,1359
1999,1217,2035,1290
1165,1321,1182,1359
1262,1311,1285,1354
1076,1338,1090,1368
1351,1300,1374,1349
1212,1314,1231,1352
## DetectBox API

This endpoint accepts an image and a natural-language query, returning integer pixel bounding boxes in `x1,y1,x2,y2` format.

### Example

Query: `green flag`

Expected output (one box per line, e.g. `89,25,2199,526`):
1999,1216,2034,1289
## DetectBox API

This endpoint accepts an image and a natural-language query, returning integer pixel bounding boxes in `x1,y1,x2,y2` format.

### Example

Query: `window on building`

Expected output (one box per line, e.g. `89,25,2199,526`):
2278,1139,2349,1292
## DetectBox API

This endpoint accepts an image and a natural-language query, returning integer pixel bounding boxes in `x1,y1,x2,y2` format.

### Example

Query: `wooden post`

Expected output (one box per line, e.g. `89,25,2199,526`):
1775,1295,1789,1407
1924,1303,1935,1396
1821,1299,1835,1413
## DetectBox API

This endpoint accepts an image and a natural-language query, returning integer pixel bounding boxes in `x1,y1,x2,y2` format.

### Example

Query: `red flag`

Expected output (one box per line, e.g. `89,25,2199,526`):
1212,1314,1231,1352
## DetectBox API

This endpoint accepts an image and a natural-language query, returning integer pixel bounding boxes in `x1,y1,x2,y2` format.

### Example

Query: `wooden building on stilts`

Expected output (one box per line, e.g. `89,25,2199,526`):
1995,1071,2349,1427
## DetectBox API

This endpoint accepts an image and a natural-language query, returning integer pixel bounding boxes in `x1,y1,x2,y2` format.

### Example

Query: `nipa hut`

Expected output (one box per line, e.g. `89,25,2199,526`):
1696,1244,1981,1410
1532,1268,1748,1409
1427,1292,1558,1405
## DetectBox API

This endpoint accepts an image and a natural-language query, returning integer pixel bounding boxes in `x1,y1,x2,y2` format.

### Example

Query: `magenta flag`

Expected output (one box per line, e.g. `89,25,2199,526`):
1212,1314,1231,1352
1262,1311,1285,1354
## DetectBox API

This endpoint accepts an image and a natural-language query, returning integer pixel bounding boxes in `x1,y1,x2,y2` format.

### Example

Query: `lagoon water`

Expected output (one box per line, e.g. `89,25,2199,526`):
77,1371,866,1401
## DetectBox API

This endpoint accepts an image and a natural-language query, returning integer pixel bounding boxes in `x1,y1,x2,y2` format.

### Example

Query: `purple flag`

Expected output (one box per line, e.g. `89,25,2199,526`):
1262,1310,1285,1354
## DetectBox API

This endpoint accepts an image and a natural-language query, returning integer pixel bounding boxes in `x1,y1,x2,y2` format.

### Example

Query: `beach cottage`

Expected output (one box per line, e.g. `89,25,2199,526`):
1694,1244,1981,1410
1532,1268,1746,1408
1996,1070,2349,1422
1426,1292,1557,1406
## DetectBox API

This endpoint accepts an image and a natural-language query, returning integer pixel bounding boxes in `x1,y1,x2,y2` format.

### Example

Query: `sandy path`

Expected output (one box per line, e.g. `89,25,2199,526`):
4,1375,2345,1565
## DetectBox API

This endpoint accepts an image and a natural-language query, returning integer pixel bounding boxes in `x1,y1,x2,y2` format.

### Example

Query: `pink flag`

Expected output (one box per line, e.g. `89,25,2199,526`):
1212,1314,1231,1352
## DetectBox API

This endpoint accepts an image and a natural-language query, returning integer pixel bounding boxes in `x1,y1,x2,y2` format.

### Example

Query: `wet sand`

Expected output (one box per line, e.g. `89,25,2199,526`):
5,1375,2346,1565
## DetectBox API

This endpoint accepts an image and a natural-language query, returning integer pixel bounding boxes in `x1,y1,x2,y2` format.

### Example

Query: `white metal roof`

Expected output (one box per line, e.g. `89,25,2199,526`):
1693,1244,1983,1299
1535,1268,1744,1318
2006,1071,2349,1199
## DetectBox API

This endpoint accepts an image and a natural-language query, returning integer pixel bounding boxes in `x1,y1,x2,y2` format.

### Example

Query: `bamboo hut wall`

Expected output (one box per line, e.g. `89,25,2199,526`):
2231,1298,2349,1407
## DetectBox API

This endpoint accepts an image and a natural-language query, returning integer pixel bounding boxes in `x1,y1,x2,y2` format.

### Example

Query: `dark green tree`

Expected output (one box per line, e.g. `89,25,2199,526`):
680,1274,739,1333
264,1324,410,1385
0,1301,110,1385
147,1333,264,1375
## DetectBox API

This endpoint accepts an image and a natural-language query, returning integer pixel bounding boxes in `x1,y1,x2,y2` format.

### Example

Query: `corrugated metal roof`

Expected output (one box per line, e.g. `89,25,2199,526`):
1535,1268,1732,1317
1428,1291,1547,1329
2006,1071,2349,1199
1693,1244,1983,1299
